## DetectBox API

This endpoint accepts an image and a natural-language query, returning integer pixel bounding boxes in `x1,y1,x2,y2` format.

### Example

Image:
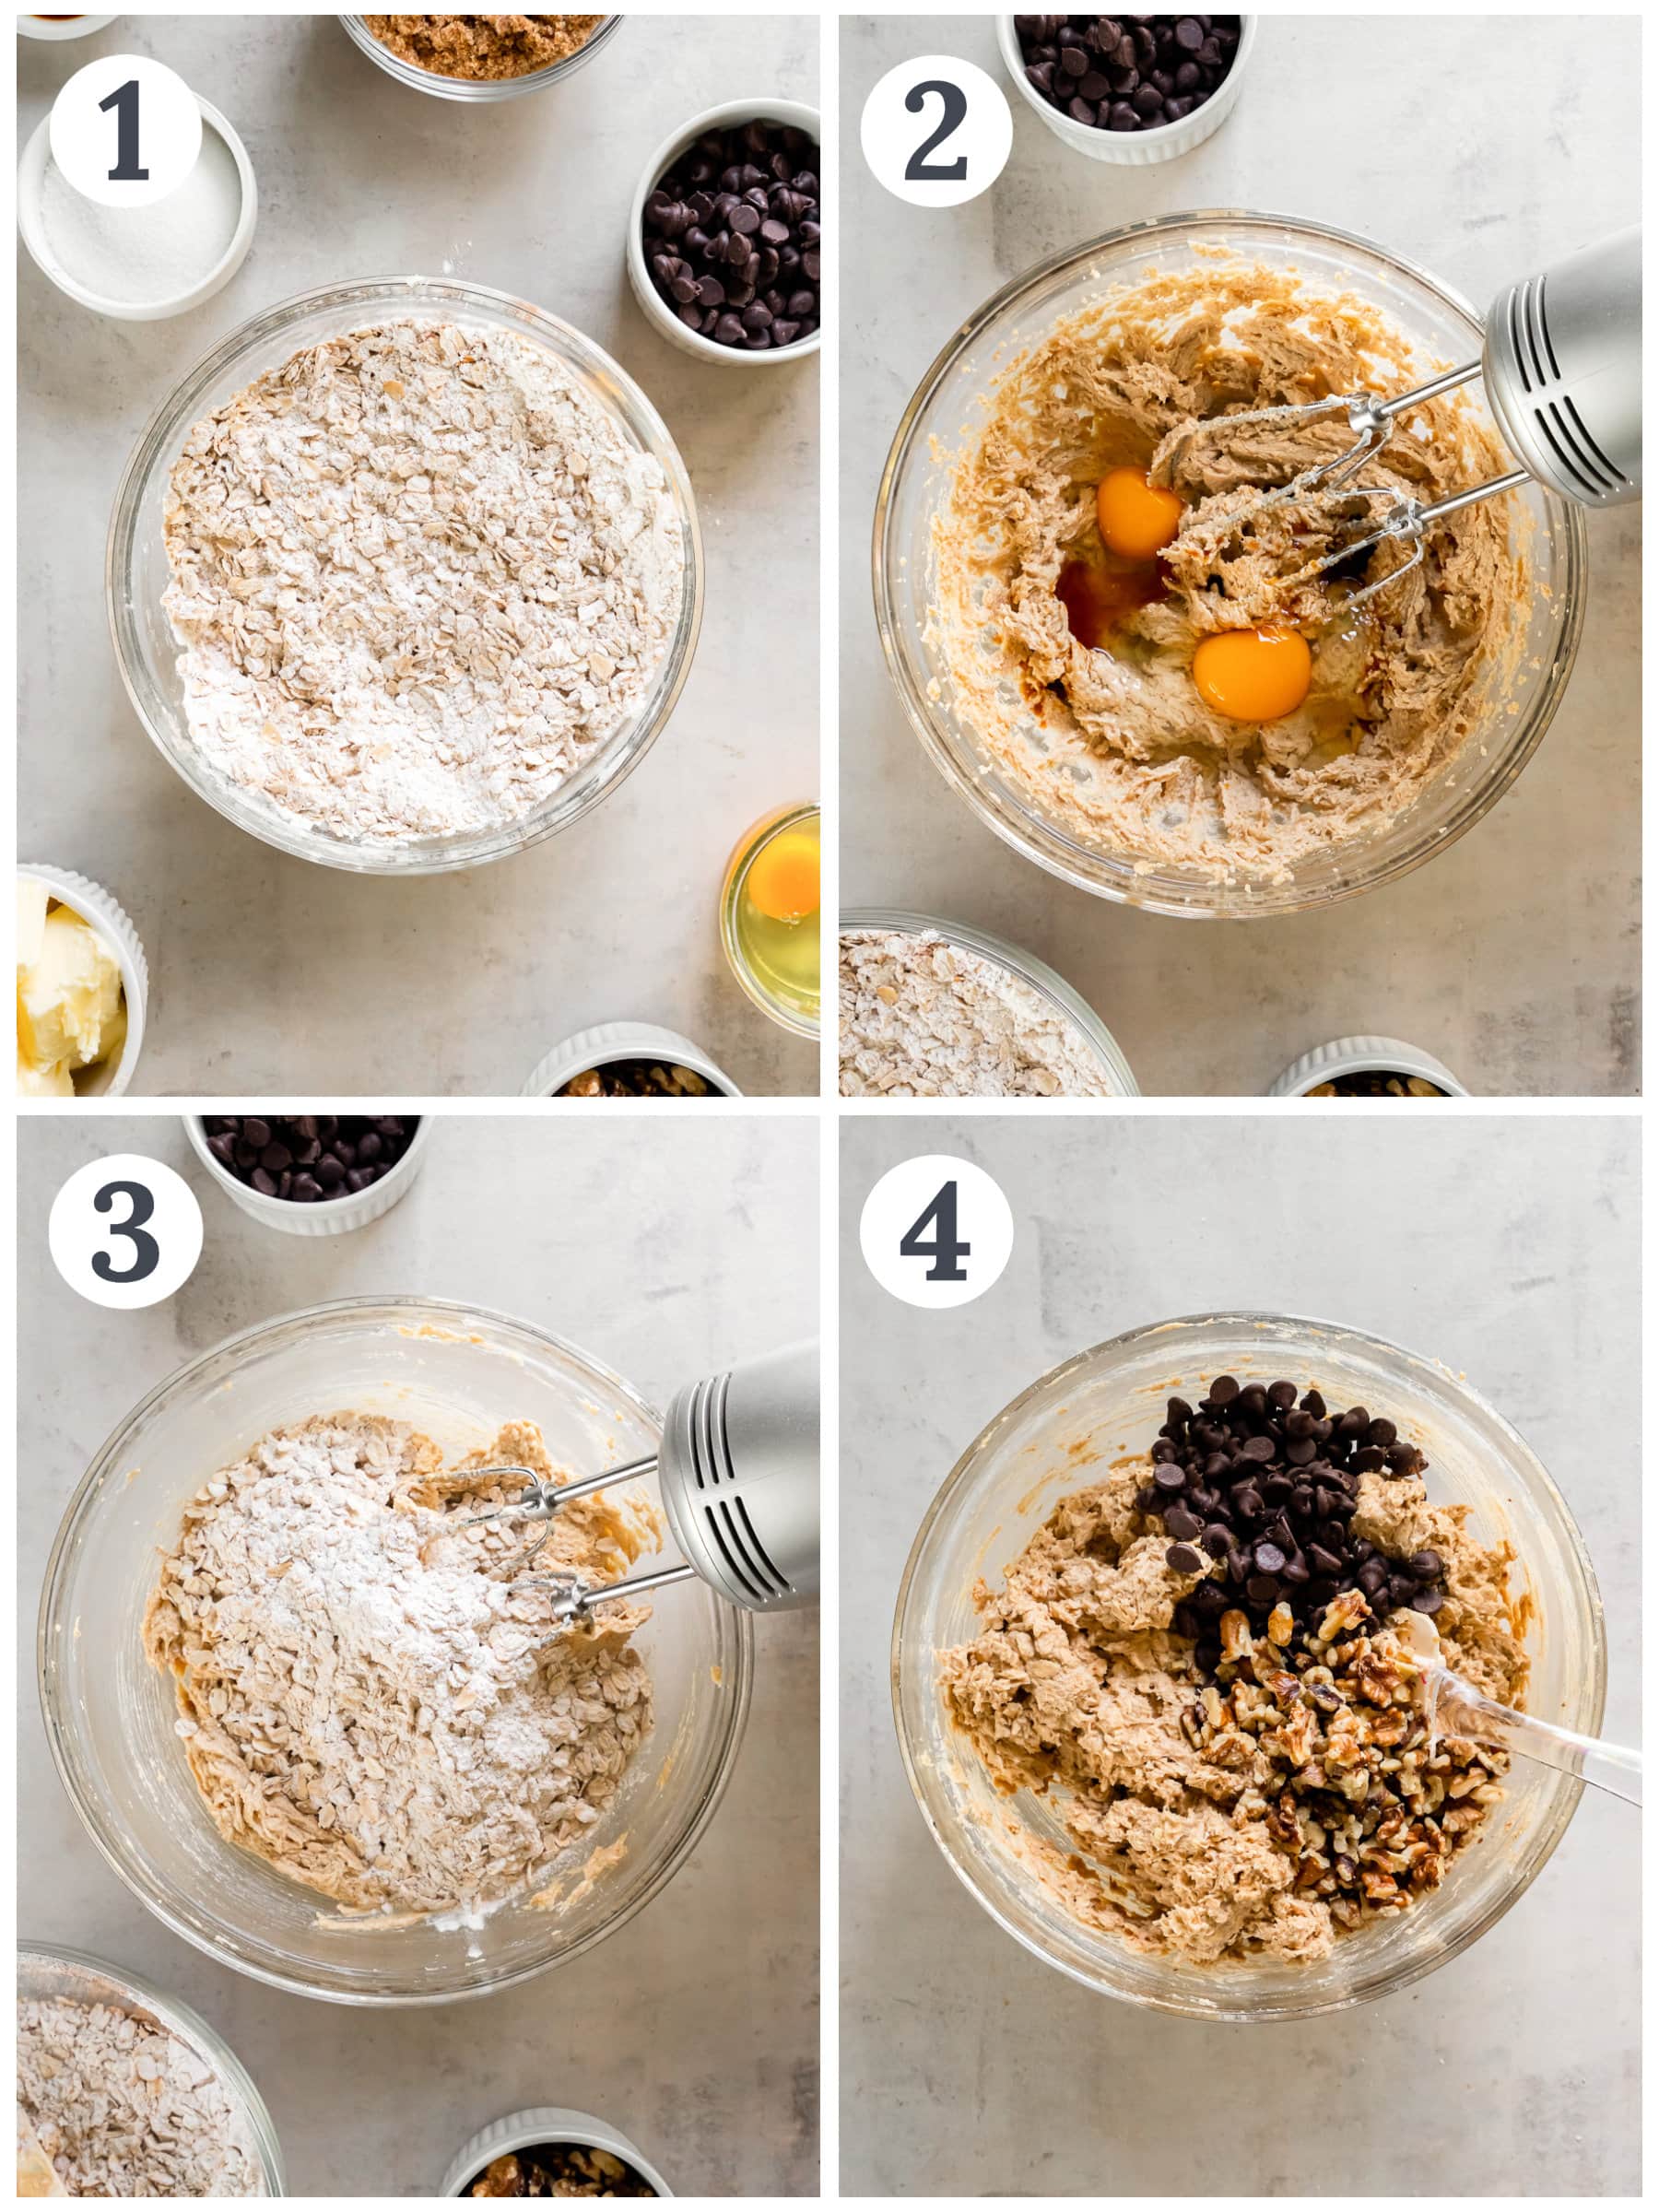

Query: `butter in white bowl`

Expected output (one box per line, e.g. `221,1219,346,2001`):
17,877,128,1096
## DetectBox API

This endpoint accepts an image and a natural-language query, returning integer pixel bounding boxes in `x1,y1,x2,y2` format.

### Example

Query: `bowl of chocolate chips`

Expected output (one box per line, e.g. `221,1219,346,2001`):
998,15,1253,163
188,1112,429,1236
629,99,821,364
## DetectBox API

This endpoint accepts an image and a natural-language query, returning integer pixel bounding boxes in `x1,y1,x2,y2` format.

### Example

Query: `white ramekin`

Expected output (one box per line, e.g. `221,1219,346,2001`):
1266,1034,1470,1099
18,98,257,322
995,15,1254,165
523,1022,743,1099
17,16,115,39
449,2105,677,2194
18,863,147,1098
442,2108,673,2198
627,98,821,368
184,1113,432,1235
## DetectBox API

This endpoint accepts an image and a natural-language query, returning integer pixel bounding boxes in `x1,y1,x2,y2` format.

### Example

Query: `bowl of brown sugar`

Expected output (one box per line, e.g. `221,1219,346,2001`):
340,15,622,100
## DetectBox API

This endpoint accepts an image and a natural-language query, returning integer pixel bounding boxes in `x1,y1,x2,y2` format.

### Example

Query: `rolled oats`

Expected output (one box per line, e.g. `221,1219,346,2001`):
838,927,1113,1098
142,1414,661,1916
163,321,683,845
17,1995,263,2196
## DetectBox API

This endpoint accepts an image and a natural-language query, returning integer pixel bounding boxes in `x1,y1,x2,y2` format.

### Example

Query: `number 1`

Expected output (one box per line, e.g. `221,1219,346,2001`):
100,78,148,182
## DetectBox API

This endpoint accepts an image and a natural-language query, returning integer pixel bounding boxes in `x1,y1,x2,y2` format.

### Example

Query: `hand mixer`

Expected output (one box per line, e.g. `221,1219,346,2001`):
460,1339,819,1624
1171,227,1641,609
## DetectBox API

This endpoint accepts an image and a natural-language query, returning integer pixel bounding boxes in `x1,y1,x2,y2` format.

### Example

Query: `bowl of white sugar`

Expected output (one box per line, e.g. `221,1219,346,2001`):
18,93,256,321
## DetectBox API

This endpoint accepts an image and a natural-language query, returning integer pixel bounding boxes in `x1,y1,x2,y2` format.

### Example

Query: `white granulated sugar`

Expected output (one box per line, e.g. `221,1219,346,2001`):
17,1995,263,2197
142,1414,658,1917
839,927,1114,1098
162,321,684,844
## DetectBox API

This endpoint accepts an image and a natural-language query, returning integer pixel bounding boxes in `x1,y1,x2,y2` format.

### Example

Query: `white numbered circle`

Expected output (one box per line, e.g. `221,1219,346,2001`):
50,54,202,209
860,54,1012,208
49,1154,204,1311
860,1153,1015,1310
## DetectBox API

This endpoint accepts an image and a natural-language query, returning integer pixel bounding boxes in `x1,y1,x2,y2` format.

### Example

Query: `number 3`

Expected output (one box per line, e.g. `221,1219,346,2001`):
93,1180,160,1284
903,79,969,182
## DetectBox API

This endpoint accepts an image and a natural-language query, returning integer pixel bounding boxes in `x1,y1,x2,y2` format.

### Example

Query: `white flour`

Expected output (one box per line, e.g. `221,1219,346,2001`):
17,1995,263,2197
143,1415,659,1916
839,927,1116,1098
162,320,684,843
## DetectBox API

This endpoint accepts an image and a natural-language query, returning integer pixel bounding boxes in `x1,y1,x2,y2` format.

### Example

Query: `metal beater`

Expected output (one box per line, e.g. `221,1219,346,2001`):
1169,228,1641,608
460,1340,819,1625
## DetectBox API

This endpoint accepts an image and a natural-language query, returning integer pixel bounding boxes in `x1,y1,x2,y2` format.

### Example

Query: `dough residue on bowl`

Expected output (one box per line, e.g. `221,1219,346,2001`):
143,1413,661,1917
162,319,684,845
931,255,1526,885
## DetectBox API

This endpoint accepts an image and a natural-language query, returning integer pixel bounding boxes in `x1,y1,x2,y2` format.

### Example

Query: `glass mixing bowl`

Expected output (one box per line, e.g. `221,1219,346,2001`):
338,14,623,101
39,1299,752,2006
893,1311,1605,2019
873,212,1587,919
18,1942,286,2194
108,277,703,876
840,906,1139,1096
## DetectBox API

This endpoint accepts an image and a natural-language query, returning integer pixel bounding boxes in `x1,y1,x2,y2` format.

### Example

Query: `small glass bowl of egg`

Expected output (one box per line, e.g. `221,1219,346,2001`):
719,803,820,1036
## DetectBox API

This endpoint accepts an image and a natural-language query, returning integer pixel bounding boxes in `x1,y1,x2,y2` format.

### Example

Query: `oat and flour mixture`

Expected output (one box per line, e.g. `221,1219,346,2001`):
143,1415,660,1916
162,321,683,844
839,927,1112,1098
17,1995,262,2196
933,257,1524,882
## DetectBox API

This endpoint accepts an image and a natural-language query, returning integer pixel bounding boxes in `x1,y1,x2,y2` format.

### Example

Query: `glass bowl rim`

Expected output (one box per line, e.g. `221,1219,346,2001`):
871,206,1589,921
106,273,704,877
890,1304,1607,2019
37,1292,756,2006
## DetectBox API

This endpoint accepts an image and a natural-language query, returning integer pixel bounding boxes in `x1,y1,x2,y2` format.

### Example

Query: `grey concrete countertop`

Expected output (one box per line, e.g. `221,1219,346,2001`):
20,16,818,1097
840,15,1641,1096
18,1114,818,2196
839,1113,1638,2195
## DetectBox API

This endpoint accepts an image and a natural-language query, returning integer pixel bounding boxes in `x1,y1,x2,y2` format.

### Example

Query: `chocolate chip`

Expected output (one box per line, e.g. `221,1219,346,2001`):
1014,13,1241,133
642,116,820,352
200,1116,418,1206
1166,1543,1204,1574
1163,1506,1203,1542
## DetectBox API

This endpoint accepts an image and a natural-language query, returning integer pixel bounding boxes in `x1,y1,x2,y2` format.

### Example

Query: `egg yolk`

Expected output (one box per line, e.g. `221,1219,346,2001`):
1192,627,1312,723
745,829,819,924
1096,467,1185,561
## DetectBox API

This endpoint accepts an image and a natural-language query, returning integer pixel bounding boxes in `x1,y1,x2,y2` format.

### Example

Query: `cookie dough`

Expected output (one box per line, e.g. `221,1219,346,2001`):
932,257,1524,883
144,1414,660,1917
940,1452,1527,1964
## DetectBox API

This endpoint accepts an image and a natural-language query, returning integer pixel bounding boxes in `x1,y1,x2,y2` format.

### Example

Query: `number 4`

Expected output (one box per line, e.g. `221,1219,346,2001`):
900,1179,971,1282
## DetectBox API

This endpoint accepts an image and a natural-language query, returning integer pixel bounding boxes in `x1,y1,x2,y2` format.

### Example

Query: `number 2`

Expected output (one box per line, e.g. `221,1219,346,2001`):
900,1179,971,1282
100,78,148,182
93,1180,160,1284
903,79,969,182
